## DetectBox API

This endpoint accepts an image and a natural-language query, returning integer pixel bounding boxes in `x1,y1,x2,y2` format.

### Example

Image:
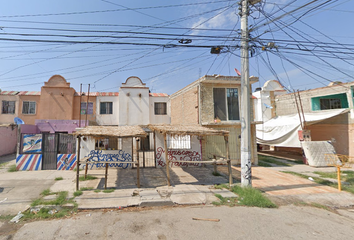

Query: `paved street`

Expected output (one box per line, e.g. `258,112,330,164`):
2,205,354,240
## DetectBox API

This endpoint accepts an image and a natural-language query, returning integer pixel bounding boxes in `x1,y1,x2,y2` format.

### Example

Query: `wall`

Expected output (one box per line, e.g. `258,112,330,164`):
170,85,199,124
96,96,119,125
155,132,202,167
18,95,40,125
35,119,85,133
119,87,149,126
149,96,171,124
72,95,97,123
0,124,17,156
0,95,19,124
39,75,75,120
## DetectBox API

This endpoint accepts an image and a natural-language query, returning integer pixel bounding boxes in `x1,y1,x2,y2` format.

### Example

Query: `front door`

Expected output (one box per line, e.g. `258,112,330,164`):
42,133,58,170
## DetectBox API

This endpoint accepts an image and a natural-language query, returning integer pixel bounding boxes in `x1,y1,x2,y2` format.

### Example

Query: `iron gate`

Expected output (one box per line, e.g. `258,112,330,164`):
42,133,58,170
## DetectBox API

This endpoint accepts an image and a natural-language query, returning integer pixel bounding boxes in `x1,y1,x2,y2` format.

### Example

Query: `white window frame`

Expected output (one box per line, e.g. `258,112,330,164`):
213,87,240,121
100,102,113,115
2,100,16,114
167,135,191,149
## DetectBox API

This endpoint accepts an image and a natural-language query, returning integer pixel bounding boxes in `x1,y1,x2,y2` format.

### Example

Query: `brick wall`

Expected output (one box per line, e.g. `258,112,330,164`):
170,86,199,124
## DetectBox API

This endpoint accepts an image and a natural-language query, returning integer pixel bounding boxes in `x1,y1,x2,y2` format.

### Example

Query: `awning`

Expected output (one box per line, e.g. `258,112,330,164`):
256,109,349,147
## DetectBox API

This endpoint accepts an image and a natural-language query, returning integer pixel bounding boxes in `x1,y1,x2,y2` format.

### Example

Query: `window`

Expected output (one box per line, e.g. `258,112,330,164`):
100,102,113,114
81,102,93,115
22,101,36,114
167,135,191,149
95,138,117,150
154,102,167,115
311,93,348,111
213,88,239,121
2,101,15,114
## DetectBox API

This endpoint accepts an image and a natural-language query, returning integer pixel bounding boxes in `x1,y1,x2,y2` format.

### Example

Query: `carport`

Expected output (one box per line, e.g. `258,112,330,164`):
148,124,232,186
73,126,147,190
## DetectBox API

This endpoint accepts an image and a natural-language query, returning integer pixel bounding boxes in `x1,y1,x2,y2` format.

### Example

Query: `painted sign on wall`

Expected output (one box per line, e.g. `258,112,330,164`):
156,147,202,167
16,154,42,171
85,150,132,169
57,154,77,170
22,134,42,153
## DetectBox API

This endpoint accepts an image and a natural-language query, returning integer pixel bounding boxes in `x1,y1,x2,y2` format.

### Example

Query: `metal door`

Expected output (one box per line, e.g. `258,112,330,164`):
42,133,58,170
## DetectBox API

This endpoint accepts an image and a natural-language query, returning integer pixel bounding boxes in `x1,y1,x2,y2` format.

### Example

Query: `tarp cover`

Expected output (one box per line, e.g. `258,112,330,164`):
256,109,348,147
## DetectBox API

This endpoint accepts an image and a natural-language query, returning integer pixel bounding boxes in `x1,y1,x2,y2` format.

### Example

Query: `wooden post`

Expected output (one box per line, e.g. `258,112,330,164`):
164,133,171,186
225,135,232,186
105,163,108,189
337,166,342,191
76,136,81,191
84,160,88,179
154,132,157,168
136,138,140,188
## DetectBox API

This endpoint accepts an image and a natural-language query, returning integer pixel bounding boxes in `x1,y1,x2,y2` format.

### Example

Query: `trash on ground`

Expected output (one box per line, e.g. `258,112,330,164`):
192,217,220,222
10,211,24,223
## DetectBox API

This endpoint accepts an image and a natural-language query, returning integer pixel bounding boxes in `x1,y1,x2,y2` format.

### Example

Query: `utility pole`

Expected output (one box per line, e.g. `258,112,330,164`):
240,0,258,187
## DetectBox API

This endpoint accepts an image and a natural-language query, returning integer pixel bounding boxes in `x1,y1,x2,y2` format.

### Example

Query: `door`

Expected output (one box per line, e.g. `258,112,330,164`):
42,133,58,170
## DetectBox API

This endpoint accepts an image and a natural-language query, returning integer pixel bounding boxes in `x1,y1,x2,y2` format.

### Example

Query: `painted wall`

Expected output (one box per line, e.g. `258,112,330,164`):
16,154,42,171
57,154,77,170
0,125,17,156
20,124,40,134
18,95,40,125
119,87,149,126
72,95,97,123
149,96,171,124
154,132,202,168
35,119,86,133
39,75,75,120
0,95,19,124
96,96,119,125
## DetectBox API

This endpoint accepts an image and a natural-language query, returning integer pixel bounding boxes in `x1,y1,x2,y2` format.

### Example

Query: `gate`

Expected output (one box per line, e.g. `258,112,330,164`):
42,133,58,170
138,132,156,168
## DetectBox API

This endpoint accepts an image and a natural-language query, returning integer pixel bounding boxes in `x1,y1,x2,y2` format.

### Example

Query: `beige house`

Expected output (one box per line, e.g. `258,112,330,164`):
170,75,259,164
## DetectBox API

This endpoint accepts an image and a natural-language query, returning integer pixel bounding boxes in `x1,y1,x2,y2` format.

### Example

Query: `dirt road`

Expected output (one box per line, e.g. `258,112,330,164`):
2,205,354,240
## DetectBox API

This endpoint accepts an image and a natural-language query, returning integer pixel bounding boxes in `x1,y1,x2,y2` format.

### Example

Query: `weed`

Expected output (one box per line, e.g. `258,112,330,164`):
41,189,51,196
102,189,115,193
79,175,97,181
258,161,273,167
231,185,277,208
7,164,17,172
74,190,83,197
80,187,93,191
94,189,101,193
55,177,63,181
258,155,291,167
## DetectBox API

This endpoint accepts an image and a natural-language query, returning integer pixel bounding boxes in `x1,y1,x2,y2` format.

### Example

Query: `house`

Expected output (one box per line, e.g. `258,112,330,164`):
2,75,170,170
170,74,259,164
255,81,354,156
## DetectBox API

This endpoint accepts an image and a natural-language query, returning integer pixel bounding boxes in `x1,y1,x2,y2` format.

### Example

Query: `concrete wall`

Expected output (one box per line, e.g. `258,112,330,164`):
18,95,40,125
0,95,19,124
39,75,75,120
35,119,85,133
155,132,202,167
170,86,199,125
96,96,119,125
149,96,171,124
72,95,97,123
119,87,149,126
0,125,17,156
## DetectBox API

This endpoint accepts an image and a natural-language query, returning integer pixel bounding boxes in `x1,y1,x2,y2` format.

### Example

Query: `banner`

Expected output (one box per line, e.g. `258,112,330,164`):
23,134,42,153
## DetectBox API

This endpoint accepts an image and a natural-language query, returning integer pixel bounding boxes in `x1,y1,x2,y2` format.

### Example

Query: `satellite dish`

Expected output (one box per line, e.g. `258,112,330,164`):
14,117,25,125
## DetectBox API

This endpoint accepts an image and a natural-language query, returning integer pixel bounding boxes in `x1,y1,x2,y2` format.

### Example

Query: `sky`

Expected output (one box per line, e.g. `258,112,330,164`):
0,0,353,95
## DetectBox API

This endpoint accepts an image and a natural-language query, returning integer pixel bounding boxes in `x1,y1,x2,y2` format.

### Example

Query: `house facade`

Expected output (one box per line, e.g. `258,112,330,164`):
255,81,354,156
170,75,259,164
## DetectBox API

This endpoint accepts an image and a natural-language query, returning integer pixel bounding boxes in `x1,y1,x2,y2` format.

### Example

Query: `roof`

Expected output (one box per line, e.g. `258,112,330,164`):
0,91,20,95
148,124,229,136
149,93,168,97
72,126,147,138
18,91,41,96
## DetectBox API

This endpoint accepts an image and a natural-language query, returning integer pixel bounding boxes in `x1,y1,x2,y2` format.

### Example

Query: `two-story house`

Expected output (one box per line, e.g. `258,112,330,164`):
170,74,259,164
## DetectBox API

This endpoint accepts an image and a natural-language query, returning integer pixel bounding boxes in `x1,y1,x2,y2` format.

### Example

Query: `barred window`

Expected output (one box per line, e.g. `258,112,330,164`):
81,102,93,115
167,135,191,149
95,138,117,150
154,102,167,115
22,101,36,114
2,101,15,114
100,102,113,114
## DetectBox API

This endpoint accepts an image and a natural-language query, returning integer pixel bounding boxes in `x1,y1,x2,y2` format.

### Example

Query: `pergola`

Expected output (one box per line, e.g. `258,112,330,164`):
72,125,147,190
148,124,232,186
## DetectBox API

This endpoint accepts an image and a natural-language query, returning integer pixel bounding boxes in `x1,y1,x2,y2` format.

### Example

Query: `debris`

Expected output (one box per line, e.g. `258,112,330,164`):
86,214,91,217
308,177,314,181
192,217,220,222
10,211,24,223
49,209,57,215
0,198,7,203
